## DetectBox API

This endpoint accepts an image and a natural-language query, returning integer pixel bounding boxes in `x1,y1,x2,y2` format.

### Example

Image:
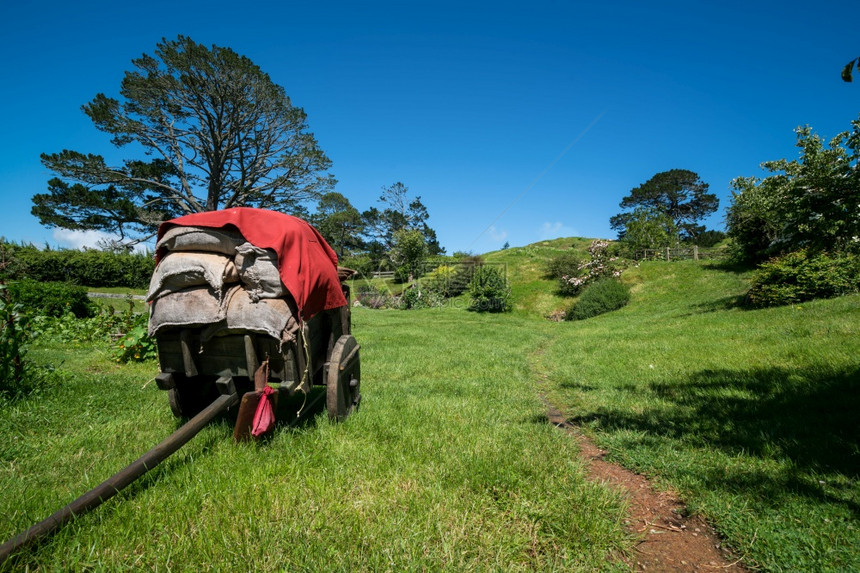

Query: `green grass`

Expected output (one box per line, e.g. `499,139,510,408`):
87,287,148,313
2,244,858,571
540,260,860,571
1,308,629,571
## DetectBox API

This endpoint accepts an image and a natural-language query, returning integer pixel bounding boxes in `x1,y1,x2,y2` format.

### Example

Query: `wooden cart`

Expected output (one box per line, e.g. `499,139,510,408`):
153,289,361,427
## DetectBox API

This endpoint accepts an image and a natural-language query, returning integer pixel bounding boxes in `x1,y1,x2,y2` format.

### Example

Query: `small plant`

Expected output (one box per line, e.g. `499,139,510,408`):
746,249,860,308
566,278,630,320
113,313,157,362
468,265,511,313
399,284,445,310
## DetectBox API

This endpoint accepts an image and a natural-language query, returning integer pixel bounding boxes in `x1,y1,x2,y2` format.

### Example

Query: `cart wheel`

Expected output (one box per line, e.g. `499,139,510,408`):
326,335,361,421
168,376,219,419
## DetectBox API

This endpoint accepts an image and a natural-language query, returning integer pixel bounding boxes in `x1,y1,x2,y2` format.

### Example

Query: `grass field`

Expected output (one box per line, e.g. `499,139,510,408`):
1,242,858,570
541,261,859,571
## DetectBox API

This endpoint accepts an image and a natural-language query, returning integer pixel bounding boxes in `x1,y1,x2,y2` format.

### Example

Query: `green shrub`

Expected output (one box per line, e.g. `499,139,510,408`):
468,265,511,313
7,279,95,318
566,278,630,321
0,241,155,288
544,251,586,295
0,284,37,397
399,284,445,310
113,312,157,363
746,249,860,308
427,259,479,298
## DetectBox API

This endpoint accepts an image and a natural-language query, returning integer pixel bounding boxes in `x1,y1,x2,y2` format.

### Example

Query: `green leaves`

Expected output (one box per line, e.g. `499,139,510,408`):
841,57,859,82
727,117,860,263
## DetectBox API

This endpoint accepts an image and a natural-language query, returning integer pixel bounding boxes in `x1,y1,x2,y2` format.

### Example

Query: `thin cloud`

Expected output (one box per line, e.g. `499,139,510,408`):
52,229,151,253
488,225,508,242
538,222,577,241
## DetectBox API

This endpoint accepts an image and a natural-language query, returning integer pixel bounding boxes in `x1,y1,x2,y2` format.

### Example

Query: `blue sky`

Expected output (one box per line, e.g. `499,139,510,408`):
1,0,857,254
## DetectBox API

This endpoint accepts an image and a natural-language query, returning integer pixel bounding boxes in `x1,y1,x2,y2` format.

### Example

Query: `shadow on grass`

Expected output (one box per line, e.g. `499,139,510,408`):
687,295,746,314
569,365,860,511
703,259,754,274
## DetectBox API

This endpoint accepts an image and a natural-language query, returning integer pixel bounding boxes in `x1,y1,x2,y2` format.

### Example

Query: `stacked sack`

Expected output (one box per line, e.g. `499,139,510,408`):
147,225,299,346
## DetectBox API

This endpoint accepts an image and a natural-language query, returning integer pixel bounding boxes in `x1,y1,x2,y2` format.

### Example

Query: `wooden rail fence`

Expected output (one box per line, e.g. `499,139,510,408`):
638,246,727,261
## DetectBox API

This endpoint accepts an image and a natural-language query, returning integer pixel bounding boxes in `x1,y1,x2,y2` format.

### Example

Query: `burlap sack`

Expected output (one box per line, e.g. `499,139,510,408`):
148,285,228,336
234,242,288,301
157,225,245,255
201,286,299,344
146,252,239,302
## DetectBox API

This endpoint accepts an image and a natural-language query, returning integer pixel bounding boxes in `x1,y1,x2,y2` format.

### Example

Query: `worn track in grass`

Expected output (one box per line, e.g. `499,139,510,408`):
543,399,748,572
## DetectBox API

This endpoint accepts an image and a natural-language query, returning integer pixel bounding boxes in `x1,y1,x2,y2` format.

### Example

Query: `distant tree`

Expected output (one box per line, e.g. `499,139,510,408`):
620,207,678,254
310,192,363,258
611,169,718,242
502,241,510,250
33,36,335,248
727,118,860,263
390,229,428,282
695,229,726,248
362,181,444,258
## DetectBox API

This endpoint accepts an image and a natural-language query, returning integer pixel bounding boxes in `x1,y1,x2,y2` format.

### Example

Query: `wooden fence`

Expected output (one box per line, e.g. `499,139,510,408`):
369,271,395,279
637,246,727,261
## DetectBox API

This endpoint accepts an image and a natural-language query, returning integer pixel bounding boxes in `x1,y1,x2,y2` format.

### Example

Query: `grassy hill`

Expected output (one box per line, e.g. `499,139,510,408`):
1,239,857,571
482,237,594,318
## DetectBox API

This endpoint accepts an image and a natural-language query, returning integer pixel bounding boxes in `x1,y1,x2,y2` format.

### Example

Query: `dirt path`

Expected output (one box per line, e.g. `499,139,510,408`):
543,401,748,572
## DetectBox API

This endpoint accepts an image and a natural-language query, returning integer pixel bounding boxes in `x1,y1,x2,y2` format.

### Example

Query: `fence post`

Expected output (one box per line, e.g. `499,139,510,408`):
665,247,670,261
694,245,699,261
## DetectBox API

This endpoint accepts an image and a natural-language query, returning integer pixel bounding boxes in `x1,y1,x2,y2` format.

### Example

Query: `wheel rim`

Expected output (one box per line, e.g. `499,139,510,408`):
326,335,360,421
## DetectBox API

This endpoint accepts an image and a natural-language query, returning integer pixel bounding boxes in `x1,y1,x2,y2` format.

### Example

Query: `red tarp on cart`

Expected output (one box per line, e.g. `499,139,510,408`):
156,208,347,321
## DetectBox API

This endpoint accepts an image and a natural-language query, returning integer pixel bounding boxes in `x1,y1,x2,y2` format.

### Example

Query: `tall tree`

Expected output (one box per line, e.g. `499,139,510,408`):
610,169,718,242
390,229,428,281
309,192,364,258
34,36,335,247
362,182,444,255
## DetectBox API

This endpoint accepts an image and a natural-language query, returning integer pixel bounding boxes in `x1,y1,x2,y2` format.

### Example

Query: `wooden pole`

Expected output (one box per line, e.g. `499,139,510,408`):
0,392,238,564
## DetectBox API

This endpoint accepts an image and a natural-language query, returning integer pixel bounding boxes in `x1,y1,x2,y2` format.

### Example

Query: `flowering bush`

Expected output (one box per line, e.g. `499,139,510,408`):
544,251,585,296
560,240,628,296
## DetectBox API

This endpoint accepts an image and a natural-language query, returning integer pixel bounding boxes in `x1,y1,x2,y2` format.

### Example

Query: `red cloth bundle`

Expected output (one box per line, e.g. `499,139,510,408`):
251,386,277,438
156,208,346,320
